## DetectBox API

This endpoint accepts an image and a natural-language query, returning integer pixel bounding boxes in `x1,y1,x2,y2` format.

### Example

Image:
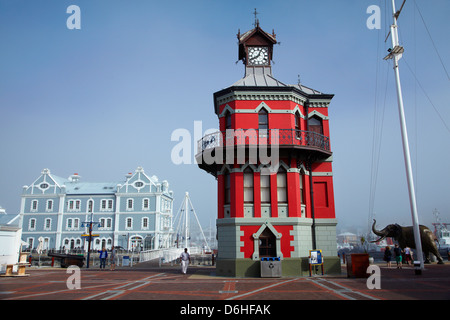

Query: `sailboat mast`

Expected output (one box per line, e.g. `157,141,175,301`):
184,192,189,249
388,0,424,269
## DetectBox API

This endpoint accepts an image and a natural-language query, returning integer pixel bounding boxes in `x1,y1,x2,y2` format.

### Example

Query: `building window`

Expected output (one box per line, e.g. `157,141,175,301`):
100,218,105,228
108,200,113,210
67,218,79,230
225,111,232,130
127,199,134,210
29,218,36,231
224,171,231,205
68,200,81,211
44,218,51,230
31,200,38,212
126,218,133,230
142,217,149,229
87,200,94,213
260,174,271,203
300,174,305,204
243,168,254,203
46,200,53,211
27,238,34,249
143,198,149,210
277,168,287,203
295,111,302,139
107,218,112,228
309,115,323,135
258,109,268,130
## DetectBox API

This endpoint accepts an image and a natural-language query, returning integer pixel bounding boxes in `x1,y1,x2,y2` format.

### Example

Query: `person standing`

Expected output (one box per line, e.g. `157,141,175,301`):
404,246,412,266
98,247,108,270
110,246,116,271
384,246,392,268
393,244,403,269
180,248,191,274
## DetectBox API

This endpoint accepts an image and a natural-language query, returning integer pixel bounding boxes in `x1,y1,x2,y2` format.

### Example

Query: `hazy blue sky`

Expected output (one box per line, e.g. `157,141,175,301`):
1,0,449,235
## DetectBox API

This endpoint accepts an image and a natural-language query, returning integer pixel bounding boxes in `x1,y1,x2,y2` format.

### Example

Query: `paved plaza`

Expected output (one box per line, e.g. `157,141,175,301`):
1,261,448,316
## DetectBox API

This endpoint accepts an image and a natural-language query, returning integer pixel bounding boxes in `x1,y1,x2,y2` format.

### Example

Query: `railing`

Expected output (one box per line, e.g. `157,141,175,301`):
139,247,203,263
197,129,330,154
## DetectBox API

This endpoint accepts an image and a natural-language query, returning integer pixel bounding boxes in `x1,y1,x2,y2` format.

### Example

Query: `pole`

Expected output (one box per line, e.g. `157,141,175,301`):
305,99,317,250
185,192,189,249
389,0,424,269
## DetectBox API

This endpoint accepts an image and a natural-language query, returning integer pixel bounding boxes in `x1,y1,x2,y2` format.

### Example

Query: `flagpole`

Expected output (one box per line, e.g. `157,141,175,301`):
387,0,424,269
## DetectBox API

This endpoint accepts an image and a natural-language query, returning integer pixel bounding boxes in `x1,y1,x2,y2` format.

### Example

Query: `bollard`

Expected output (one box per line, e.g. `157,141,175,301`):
414,261,421,275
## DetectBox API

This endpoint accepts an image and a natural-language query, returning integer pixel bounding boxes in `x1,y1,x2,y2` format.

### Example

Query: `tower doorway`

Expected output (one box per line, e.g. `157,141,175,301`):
259,228,276,257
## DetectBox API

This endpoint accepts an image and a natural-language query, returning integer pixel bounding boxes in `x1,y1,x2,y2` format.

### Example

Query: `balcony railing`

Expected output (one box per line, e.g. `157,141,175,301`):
197,129,330,154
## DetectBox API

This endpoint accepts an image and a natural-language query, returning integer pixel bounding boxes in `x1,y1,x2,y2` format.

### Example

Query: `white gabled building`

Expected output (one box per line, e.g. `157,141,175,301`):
19,167,174,252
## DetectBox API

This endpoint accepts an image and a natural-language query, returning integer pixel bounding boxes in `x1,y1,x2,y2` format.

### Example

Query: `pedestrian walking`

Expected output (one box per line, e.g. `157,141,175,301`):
98,247,108,270
180,248,191,274
383,246,392,268
110,246,116,271
404,246,412,265
393,244,403,269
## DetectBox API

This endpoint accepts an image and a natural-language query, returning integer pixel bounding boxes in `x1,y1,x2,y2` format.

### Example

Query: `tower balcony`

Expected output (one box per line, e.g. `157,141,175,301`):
196,129,331,174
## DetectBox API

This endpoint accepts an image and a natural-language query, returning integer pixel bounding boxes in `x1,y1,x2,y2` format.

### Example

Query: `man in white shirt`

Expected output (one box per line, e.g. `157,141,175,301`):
180,248,191,274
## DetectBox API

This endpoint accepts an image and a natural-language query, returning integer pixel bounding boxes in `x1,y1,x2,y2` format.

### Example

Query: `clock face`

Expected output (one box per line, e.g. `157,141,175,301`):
248,47,269,65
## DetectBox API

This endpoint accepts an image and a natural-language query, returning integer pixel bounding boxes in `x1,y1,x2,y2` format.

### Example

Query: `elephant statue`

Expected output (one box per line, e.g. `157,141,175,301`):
371,219,444,264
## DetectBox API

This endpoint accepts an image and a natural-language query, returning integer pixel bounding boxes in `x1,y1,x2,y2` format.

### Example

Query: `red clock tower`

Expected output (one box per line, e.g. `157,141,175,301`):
197,21,339,277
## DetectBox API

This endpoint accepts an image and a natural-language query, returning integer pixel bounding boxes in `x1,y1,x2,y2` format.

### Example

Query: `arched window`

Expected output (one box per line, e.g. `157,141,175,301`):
295,111,301,139
309,115,323,135
258,108,268,130
277,168,287,203
87,200,94,213
243,168,254,203
299,173,305,204
225,111,232,130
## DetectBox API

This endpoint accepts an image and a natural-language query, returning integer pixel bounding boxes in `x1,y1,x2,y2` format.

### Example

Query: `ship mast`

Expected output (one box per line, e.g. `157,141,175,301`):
384,0,424,270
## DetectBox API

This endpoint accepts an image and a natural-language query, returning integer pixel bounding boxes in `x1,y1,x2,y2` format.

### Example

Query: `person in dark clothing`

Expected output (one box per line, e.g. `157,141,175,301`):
393,244,403,269
383,246,392,268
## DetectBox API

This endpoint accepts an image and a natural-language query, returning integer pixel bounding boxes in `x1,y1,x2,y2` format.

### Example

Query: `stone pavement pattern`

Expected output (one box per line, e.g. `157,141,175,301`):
1,263,449,301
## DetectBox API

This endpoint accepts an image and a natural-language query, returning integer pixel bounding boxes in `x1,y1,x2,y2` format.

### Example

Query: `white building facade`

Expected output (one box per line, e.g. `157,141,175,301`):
19,167,174,252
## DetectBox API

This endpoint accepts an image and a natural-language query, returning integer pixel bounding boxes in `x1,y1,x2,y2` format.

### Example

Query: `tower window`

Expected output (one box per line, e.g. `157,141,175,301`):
225,111,232,130
260,174,271,203
243,168,254,203
277,168,287,203
309,116,323,135
258,109,268,130
224,172,231,205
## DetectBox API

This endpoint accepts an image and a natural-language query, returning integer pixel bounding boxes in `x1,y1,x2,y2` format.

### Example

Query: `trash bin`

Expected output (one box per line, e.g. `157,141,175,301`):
346,253,369,278
260,257,282,278
122,256,130,267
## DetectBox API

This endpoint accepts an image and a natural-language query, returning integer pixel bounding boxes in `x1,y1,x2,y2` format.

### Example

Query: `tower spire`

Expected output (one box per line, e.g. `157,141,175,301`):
253,8,259,27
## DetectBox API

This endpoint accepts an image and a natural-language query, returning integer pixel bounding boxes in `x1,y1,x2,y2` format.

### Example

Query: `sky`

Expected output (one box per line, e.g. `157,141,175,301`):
1,0,449,236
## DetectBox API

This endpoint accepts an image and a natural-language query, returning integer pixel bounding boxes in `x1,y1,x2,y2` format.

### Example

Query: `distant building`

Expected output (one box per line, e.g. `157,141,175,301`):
337,232,358,247
0,206,22,267
19,167,174,251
